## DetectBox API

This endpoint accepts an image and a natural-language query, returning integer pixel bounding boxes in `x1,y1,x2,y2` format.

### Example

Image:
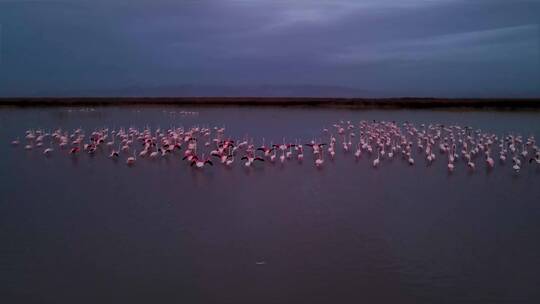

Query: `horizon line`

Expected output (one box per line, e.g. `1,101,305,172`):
1,96,540,110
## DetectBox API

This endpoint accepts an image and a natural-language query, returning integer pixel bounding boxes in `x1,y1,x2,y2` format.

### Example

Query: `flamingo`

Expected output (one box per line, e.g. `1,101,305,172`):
467,160,476,171
225,155,235,166
106,132,115,147
354,142,362,158
126,150,136,165
43,148,54,155
190,155,213,168
512,157,521,172
447,162,455,172
328,144,336,159
182,150,195,162
486,152,494,168
306,143,326,155
43,141,54,156
257,140,274,157
315,150,324,167
273,141,294,163
139,149,148,158
149,146,160,158
529,154,540,165
279,149,285,163
447,146,455,172
270,148,277,162
373,149,380,167
241,155,264,167
286,145,294,159
297,144,304,161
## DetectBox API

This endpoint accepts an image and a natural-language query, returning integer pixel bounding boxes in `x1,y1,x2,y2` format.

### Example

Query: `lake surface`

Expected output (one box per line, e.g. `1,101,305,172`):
1,106,540,304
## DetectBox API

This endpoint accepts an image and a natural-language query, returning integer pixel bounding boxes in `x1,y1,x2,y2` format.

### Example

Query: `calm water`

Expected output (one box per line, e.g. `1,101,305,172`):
1,106,540,304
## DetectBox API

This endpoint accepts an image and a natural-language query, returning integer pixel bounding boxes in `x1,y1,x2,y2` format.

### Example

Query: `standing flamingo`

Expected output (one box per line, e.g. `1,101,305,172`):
43,142,54,155
373,149,380,167
126,150,136,165
315,149,324,167
191,154,213,168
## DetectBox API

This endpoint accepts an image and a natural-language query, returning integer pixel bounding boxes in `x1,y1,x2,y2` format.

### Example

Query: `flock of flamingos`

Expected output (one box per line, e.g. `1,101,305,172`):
10,120,540,173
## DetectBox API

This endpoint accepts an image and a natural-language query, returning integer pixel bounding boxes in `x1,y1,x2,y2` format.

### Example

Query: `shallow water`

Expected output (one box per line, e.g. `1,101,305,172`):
1,106,540,304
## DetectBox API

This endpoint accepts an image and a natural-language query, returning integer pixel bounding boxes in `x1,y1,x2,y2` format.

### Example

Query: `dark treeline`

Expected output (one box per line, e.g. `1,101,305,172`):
1,97,539,110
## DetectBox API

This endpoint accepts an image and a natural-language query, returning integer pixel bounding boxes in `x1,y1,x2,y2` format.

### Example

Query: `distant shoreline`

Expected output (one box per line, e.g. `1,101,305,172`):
1,97,540,110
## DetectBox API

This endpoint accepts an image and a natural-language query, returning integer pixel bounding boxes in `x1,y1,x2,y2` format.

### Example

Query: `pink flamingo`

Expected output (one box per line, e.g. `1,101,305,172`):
190,154,213,168
315,149,324,167
126,150,136,165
